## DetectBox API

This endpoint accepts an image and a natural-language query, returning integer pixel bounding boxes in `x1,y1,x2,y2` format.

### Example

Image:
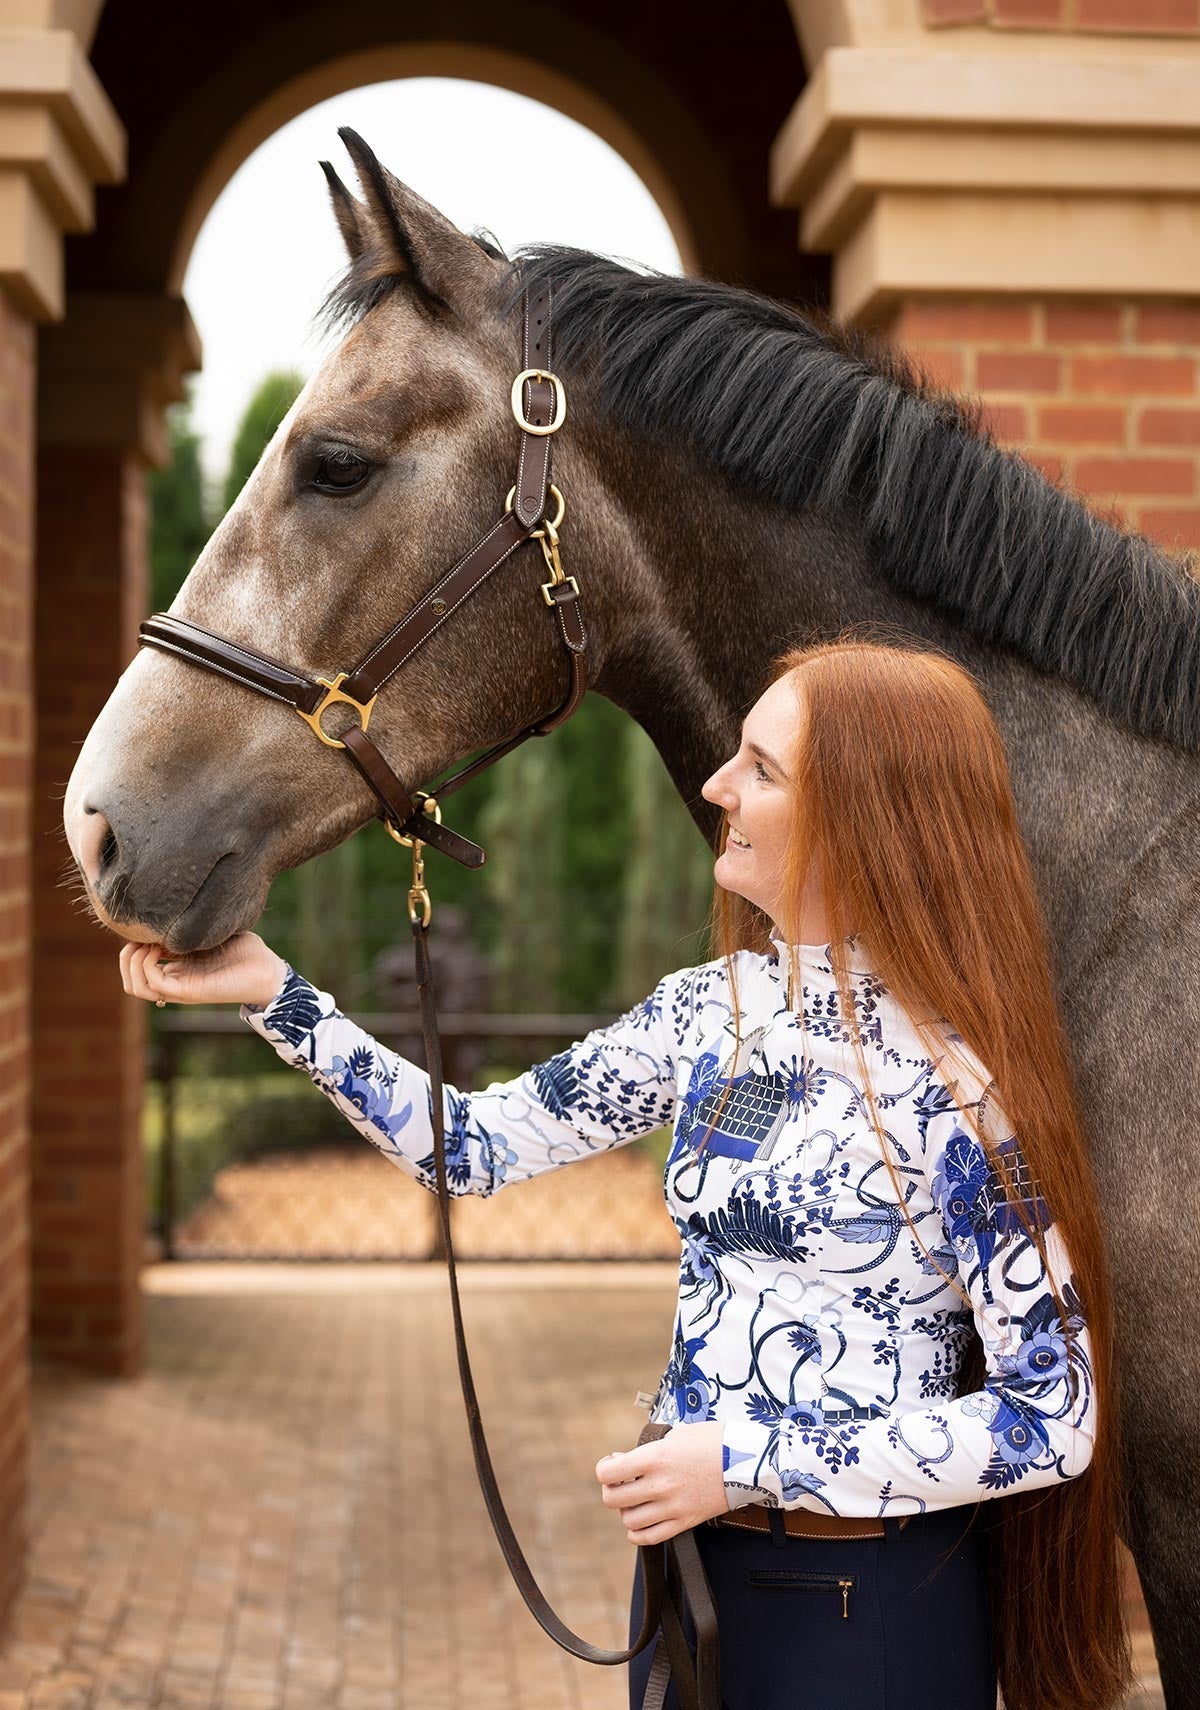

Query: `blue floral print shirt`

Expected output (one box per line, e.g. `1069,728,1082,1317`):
240,932,1095,1517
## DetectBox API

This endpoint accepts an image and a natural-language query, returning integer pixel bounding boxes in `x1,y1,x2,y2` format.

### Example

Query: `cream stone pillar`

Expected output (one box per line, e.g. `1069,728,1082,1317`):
773,5,1200,551
0,1,124,1629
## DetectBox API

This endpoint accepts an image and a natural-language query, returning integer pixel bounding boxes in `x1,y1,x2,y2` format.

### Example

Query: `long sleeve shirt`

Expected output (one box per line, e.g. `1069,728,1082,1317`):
240,932,1095,1518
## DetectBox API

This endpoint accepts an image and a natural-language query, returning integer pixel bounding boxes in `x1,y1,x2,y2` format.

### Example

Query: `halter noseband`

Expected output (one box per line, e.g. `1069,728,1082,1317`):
137,275,588,916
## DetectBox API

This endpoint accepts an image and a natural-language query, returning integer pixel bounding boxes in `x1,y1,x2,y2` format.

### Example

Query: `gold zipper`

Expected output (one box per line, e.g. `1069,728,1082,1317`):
838,1578,853,1618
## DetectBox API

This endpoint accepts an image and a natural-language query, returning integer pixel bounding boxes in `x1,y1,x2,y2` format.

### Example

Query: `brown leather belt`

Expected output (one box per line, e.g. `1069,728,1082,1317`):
708,1506,911,1540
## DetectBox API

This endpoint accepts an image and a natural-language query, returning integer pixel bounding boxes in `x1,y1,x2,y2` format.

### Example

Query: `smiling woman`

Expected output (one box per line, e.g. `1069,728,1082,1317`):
114,635,1127,1710
701,676,817,936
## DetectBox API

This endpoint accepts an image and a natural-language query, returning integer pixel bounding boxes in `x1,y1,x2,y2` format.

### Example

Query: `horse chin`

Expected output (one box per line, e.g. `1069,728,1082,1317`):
156,864,264,955
88,852,265,956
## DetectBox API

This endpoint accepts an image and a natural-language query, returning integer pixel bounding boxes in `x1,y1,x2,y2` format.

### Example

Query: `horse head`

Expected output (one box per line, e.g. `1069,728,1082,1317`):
63,130,624,954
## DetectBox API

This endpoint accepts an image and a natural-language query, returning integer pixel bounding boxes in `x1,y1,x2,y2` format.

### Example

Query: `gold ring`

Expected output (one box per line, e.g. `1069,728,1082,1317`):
504,482,565,533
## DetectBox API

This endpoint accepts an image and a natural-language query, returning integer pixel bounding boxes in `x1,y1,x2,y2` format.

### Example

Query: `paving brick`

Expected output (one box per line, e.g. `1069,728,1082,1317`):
0,1263,1164,1707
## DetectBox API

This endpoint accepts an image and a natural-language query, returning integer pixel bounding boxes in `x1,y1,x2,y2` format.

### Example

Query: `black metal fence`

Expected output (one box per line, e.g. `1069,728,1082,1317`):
148,1009,679,1262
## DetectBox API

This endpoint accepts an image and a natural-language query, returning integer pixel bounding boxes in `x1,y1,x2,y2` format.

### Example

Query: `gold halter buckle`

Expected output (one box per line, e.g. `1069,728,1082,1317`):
296,673,378,750
511,369,567,435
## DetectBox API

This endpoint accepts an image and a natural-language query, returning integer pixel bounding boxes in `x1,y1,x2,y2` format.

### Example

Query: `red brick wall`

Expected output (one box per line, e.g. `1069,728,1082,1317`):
0,291,34,1630
32,448,147,1378
923,0,1200,31
886,298,1200,554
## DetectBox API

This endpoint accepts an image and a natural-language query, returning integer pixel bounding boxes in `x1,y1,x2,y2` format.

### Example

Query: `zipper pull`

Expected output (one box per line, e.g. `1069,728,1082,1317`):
838,1578,853,1619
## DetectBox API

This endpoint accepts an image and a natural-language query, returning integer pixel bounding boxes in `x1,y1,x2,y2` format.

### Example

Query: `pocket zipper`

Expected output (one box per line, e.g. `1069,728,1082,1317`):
746,1569,857,1617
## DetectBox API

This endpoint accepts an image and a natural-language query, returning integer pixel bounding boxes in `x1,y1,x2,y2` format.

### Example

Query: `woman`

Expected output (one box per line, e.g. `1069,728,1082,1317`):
120,636,1132,1710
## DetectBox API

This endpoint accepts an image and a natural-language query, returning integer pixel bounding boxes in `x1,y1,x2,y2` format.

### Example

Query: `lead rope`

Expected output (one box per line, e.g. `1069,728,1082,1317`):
407,848,720,1708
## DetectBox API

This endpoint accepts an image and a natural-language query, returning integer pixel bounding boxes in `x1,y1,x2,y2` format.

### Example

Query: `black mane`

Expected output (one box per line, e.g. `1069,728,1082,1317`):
330,242,1200,752
517,248,1200,752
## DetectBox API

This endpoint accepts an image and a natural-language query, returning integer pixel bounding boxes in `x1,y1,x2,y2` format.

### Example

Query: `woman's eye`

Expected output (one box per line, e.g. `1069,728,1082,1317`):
312,450,371,493
754,760,771,781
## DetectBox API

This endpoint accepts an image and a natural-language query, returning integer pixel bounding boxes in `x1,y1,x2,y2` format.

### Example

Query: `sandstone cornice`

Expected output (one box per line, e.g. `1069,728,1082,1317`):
772,46,1200,323
0,27,125,319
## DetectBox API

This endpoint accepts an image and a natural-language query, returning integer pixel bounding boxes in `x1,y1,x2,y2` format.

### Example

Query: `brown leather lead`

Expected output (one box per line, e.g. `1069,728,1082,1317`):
135,274,720,1710
412,924,717,1706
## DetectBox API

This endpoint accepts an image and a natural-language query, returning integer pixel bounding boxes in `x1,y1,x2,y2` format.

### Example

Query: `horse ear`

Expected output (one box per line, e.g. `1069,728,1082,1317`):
336,126,491,312
319,159,367,261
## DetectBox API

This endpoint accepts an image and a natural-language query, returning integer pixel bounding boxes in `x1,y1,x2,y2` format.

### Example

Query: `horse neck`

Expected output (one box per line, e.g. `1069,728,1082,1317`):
575,441,872,831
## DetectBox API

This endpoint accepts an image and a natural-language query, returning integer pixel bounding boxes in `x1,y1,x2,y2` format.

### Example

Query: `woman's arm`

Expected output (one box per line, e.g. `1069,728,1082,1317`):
718,1068,1097,1516
240,961,691,1198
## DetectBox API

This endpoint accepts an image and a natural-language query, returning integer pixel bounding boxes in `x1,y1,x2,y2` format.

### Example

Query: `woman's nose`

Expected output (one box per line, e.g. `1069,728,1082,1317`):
702,765,735,808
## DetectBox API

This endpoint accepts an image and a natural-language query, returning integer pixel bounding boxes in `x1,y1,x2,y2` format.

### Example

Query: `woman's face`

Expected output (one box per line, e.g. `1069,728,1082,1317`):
701,673,799,926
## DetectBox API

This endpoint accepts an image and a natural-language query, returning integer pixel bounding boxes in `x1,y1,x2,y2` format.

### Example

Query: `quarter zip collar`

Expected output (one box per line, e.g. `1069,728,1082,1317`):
765,930,876,984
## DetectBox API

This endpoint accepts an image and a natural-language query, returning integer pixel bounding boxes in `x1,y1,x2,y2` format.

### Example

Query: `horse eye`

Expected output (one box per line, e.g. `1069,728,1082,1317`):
311,450,371,493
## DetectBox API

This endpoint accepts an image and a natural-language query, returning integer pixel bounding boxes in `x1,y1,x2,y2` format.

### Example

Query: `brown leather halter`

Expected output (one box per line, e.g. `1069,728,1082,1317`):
137,275,720,1710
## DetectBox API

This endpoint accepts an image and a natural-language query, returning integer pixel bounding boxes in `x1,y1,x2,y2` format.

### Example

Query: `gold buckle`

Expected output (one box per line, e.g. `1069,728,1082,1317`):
386,795,442,849
296,673,378,750
511,369,567,436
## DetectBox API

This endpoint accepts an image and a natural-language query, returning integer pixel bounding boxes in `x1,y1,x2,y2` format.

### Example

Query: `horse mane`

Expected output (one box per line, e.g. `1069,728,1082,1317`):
326,240,1200,752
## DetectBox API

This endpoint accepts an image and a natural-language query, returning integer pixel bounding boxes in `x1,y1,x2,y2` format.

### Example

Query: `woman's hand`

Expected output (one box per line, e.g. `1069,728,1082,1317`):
596,1421,729,1545
119,932,289,1011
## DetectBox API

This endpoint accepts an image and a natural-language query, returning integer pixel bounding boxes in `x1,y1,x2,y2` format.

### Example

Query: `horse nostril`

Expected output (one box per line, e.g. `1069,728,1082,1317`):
78,807,119,890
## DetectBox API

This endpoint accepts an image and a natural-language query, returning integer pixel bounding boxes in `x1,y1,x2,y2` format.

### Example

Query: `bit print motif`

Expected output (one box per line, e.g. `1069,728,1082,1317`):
242,932,1095,1517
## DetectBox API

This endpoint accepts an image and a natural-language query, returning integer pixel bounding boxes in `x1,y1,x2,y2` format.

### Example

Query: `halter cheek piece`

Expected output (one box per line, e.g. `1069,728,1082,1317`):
135,273,722,1710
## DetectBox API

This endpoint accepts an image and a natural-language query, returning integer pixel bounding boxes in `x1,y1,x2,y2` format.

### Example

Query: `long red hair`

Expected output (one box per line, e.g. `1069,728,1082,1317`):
703,633,1132,1710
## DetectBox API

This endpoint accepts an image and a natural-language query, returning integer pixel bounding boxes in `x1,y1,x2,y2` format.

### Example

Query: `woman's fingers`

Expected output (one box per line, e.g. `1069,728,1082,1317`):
617,1497,670,1527
626,1518,680,1545
118,929,277,1008
127,943,165,1003
120,942,180,1005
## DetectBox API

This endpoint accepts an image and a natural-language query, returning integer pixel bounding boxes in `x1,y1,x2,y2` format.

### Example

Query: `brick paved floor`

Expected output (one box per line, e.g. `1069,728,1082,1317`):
0,1263,1166,1710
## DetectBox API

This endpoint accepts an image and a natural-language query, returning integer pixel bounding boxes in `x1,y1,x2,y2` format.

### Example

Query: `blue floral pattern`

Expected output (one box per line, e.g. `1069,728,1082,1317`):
242,932,1095,1517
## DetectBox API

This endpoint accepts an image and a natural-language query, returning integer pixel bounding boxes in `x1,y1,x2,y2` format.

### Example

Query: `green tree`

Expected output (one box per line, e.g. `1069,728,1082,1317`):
222,370,304,515
615,723,715,1005
149,394,212,614
477,735,567,1010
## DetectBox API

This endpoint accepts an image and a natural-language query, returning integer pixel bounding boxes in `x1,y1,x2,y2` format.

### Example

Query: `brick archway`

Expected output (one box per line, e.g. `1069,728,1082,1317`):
4,0,1198,1671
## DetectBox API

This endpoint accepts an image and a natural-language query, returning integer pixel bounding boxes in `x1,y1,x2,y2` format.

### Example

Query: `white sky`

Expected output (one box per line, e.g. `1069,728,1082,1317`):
183,78,684,482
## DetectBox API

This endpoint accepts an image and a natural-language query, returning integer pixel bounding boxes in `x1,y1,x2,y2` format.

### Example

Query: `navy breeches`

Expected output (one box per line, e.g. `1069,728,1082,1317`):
627,1505,997,1710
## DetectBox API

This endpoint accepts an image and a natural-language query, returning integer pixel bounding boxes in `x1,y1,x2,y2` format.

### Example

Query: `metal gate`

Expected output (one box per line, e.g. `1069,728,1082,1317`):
149,1010,679,1261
